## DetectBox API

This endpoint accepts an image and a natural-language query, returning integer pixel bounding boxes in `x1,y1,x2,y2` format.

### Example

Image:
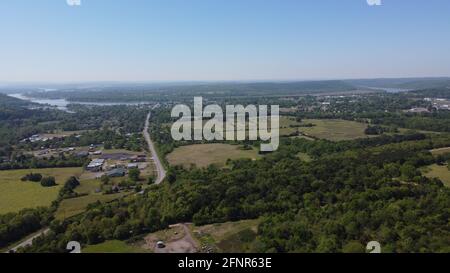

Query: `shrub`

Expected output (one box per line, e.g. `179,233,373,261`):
40,176,56,187
21,173,42,182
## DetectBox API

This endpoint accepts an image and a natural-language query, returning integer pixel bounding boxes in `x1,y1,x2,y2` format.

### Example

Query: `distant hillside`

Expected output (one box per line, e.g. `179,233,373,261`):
409,87,450,99
0,93,33,107
346,77,450,90
202,80,358,94
24,80,359,102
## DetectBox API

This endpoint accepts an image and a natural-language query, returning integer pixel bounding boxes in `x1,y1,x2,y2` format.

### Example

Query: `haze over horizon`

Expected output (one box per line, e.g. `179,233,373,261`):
1,0,450,82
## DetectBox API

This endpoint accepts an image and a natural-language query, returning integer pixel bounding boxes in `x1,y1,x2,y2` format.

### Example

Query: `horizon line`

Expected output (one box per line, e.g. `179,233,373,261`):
1,76,450,86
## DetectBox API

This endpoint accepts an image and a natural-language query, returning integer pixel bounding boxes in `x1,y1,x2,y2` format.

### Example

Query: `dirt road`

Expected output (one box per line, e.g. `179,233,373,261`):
144,223,199,253
144,111,166,184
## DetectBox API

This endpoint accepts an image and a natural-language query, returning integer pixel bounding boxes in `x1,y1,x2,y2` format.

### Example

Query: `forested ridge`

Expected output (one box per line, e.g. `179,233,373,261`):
26,80,357,102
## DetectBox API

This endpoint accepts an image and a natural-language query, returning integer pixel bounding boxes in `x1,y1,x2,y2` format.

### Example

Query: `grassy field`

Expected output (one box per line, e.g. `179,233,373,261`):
300,119,369,141
165,116,369,141
270,117,369,140
279,116,303,136
83,240,147,253
192,219,261,253
165,116,301,138
430,147,450,156
0,167,82,214
74,179,101,195
422,164,450,187
55,192,127,220
297,152,312,162
166,144,261,168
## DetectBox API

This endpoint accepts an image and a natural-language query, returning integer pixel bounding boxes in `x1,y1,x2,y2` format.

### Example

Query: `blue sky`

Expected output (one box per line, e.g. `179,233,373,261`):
1,0,450,82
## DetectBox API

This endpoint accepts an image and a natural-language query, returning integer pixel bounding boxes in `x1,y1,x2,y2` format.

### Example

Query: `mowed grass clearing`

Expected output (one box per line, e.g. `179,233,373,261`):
55,192,127,220
165,117,368,141
83,240,147,253
300,119,369,141
422,164,450,187
165,116,302,138
297,152,312,162
0,167,82,214
167,144,261,168
74,179,101,195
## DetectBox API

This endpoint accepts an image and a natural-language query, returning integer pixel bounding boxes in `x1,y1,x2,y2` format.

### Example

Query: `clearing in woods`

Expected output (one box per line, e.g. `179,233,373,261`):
430,147,450,156
300,119,369,141
166,143,261,168
0,167,82,214
422,164,450,187
191,219,261,253
55,192,127,220
279,117,369,140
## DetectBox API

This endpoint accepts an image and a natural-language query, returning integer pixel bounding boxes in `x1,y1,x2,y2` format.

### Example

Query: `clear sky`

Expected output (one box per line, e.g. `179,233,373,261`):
1,0,450,82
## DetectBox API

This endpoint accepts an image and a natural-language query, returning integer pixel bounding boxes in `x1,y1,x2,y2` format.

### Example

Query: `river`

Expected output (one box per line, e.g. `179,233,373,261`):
8,93,149,112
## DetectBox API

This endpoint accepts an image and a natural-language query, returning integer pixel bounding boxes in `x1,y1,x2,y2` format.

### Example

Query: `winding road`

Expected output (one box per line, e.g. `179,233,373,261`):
144,111,167,184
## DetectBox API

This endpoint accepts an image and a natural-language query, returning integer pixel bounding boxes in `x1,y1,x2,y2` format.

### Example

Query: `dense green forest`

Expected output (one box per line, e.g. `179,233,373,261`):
19,133,450,253
0,176,82,248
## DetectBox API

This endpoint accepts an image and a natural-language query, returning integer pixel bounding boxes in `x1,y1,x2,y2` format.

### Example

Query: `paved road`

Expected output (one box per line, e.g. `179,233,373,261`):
6,228,50,253
5,110,164,253
144,111,167,184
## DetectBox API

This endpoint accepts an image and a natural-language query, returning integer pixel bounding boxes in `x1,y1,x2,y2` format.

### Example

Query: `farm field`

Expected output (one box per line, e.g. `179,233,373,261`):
55,192,127,220
168,117,369,141
0,167,82,214
164,116,300,138
279,116,302,136
74,179,101,195
197,117,368,140
300,119,369,141
166,144,261,168
422,164,450,187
